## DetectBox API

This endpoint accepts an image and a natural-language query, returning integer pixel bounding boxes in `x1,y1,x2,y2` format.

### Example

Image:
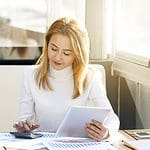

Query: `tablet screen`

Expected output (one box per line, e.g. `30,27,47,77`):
56,106,111,138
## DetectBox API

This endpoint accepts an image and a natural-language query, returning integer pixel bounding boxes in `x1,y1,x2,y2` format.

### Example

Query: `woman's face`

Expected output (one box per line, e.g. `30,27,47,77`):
48,33,75,70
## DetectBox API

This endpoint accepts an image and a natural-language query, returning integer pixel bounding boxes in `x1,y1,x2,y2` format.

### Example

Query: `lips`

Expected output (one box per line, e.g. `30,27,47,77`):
53,61,62,66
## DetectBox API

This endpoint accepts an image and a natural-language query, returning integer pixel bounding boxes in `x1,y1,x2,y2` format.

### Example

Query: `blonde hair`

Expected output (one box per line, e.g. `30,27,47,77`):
35,17,89,99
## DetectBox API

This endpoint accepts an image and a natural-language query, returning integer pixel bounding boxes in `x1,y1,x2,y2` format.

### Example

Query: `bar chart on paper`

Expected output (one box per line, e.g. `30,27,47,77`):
0,132,117,150
43,140,117,150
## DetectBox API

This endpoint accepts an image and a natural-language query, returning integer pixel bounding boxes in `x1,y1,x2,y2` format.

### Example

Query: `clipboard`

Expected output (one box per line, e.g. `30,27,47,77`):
56,106,111,138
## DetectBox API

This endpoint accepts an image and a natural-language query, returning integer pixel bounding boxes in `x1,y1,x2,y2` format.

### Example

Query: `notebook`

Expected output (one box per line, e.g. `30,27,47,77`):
56,106,111,138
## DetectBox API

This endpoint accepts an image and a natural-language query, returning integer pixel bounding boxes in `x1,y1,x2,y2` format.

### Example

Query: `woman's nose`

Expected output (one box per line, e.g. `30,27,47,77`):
55,51,62,60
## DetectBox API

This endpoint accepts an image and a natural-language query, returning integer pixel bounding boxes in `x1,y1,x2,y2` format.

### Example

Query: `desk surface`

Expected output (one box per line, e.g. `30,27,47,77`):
112,130,135,150
1,130,146,150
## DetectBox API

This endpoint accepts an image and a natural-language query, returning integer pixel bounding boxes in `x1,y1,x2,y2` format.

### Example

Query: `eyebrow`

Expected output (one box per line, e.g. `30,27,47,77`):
51,43,72,52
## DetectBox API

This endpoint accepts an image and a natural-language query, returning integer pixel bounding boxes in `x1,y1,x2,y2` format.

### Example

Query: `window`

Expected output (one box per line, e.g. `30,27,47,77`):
0,0,47,33
0,0,85,64
0,0,46,62
111,0,150,84
113,0,150,58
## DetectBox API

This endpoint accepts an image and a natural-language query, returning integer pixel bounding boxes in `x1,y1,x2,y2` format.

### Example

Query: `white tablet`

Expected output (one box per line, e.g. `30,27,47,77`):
56,106,111,138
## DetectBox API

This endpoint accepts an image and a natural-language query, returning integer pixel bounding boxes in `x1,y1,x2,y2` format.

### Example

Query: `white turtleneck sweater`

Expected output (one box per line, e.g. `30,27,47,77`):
18,65,119,133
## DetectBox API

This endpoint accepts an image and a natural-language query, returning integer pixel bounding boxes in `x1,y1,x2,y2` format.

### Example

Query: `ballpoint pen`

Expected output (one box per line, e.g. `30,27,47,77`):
3,146,7,150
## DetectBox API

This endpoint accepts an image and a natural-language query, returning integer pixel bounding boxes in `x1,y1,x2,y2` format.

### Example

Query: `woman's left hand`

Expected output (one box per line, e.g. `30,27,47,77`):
85,119,109,141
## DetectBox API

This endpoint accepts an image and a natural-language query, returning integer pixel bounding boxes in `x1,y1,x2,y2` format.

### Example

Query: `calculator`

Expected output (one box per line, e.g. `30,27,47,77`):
10,132,43,139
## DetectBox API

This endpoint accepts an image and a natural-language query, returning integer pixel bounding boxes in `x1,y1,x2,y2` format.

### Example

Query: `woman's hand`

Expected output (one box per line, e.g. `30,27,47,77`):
13,119,40,132
85,119,109,141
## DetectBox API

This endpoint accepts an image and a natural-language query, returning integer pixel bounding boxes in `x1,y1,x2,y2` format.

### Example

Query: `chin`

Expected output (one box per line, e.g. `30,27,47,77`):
53,65,65,70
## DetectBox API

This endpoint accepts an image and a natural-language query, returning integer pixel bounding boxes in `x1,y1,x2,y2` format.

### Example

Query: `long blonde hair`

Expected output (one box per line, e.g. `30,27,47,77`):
35,17,89,99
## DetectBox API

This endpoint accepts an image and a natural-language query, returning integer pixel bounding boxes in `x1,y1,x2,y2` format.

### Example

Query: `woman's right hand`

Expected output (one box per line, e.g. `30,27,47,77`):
13,119,40,132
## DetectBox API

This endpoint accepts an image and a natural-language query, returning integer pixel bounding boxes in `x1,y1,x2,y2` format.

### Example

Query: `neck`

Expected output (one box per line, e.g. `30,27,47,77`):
49,65,73,81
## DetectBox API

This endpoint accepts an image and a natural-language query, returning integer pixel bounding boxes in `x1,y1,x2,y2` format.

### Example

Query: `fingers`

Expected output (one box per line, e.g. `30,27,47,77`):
26,119,32,128
92,119,107,133
14,121,30,132
32,124,40,130
85,119,109,141
85,123,104,141
13,122,24,132
24,119,40,130
13,120,40,132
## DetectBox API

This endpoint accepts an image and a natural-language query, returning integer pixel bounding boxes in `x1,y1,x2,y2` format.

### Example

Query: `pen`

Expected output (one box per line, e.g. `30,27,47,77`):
3,146,7,150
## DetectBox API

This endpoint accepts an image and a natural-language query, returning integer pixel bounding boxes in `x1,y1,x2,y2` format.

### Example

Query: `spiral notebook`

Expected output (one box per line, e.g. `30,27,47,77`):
56,106,111,138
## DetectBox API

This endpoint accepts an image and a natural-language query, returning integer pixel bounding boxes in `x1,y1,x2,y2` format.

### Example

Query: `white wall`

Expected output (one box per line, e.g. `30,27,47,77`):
0,66,25,132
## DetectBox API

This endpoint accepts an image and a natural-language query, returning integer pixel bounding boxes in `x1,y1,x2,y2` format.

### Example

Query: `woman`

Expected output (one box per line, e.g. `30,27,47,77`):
13,17,119,141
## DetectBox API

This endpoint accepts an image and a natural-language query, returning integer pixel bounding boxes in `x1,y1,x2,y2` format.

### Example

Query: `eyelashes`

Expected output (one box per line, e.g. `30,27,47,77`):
50,47,72,56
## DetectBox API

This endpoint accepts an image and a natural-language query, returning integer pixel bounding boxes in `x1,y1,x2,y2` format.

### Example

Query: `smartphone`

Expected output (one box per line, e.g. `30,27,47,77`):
10,132,43,139
134,131,150,138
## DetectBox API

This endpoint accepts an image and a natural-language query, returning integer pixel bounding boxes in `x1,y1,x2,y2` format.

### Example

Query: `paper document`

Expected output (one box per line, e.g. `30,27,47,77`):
124,139,150,150
0,132,59,150
43,140,117,150
0,132,118,150
56,106,111,138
